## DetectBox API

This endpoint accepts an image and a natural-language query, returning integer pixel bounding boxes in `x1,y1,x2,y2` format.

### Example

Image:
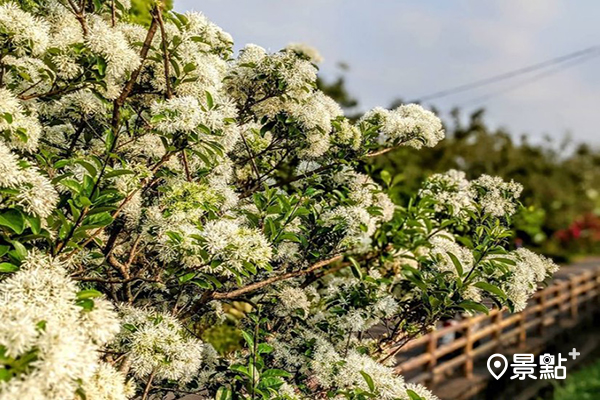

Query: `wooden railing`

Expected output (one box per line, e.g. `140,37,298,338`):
394,266,600,385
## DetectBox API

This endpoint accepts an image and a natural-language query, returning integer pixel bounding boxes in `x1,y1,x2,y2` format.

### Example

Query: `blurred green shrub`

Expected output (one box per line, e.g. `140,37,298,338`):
553,357,600,400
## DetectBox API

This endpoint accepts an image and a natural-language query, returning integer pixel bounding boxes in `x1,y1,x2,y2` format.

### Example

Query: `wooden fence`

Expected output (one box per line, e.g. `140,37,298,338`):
394,266,600,385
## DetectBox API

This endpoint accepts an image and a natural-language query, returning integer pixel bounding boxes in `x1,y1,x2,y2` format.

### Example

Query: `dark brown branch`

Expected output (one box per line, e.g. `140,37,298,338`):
210,255,343,300
72,276,161,284
112,15,159,128
154,6,173,99
67,0,88,35
19,85,86,101
181,150,192,181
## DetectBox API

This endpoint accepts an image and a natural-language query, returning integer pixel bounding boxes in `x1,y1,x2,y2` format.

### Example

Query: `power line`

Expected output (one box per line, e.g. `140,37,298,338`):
458,49,600,107
411,46,600,102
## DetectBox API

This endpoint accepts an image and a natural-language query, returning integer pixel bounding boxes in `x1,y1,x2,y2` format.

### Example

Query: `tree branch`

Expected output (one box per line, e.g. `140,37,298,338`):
210,254,343,300
154,6,173,99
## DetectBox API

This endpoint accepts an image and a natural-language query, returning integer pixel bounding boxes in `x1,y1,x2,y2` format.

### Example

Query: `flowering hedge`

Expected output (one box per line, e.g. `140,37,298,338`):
0,1,558,400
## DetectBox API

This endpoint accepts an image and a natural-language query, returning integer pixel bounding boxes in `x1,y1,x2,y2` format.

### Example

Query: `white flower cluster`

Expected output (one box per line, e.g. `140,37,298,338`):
274,285,314,317
420,169,474,216
0,143,58,218
285,42,324,64
0,2,49,55
201,219,273,276
114,306,204,382
226,44,346,158
309,335,438,400
160,179,239,223
322,171,395,252
2,55,52,94
429,235,474,277
470,174,523,217
0,89,43,152
501,248,559,311
86,16,141,99
421,169,523,218
316,276,399,333
0,251,124,400
151,95,240,151
361,104,444,150
226,44,317,107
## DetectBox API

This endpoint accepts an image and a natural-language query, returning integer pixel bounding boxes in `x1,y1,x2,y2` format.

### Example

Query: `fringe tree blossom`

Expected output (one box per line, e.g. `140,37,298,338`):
0,2,558,399
114,306,204,382
0,252,124,400
501,248,559,311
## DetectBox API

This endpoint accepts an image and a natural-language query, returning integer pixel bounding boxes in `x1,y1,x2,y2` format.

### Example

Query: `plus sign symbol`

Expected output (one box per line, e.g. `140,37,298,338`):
568,348,580,360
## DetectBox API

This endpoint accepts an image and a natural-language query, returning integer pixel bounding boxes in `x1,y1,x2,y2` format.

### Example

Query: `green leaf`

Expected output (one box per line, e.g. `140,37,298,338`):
348,256,363,279
25,214,41,234
473,281,507,300
76,289,103,299
105,169,134,179
183,62,197,73
458,300,489,315
406,389,426,400
0,262,19,273
179,272,196,283
75,160,98,177
105,130,115,152
257,343,274,354
76,298,95,311
447,252,464,277
380,170,392,187
360,371,375,392
229,364,251,378
0,209,25,234
261,369,292,378
401,265,427,291
60,179,83,194
241,330,254,349
205,90,214,109
215,387,232,400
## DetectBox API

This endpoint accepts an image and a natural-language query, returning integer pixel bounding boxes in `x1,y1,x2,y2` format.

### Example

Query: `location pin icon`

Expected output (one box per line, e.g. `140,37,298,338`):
487,354,508,380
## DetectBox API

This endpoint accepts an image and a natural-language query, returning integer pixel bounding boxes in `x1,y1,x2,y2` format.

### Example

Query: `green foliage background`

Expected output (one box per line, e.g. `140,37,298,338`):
553,358,600,400
318,78,600,261
130,0,173,24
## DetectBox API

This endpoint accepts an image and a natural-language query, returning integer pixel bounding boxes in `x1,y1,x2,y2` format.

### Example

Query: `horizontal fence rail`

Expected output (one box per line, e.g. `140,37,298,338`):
394,265,600,385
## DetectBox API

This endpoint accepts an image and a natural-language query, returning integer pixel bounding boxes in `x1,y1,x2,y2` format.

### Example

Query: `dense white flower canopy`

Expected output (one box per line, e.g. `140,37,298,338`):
0,2,557,400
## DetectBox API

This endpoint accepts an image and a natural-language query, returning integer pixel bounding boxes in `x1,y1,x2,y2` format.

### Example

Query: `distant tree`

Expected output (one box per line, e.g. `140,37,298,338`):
130,0,173,25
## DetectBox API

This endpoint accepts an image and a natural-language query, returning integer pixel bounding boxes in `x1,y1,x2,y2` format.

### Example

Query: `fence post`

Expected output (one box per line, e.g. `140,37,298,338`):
569,278,578,320
427,332,438,383
537,291,546,336
518,309,527,348
464,322,473,379
493,310,503,350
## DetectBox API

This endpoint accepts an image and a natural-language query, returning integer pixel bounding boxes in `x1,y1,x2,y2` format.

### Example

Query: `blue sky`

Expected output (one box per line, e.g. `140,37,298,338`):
175,0,600,145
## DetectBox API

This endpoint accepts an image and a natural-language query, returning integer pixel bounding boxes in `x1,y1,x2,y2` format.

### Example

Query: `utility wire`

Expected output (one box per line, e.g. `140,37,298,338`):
458,49,600,107
411,46,600,102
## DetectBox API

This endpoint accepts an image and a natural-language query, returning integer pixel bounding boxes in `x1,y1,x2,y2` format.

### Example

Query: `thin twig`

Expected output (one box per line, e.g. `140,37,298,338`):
141,370,156,400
